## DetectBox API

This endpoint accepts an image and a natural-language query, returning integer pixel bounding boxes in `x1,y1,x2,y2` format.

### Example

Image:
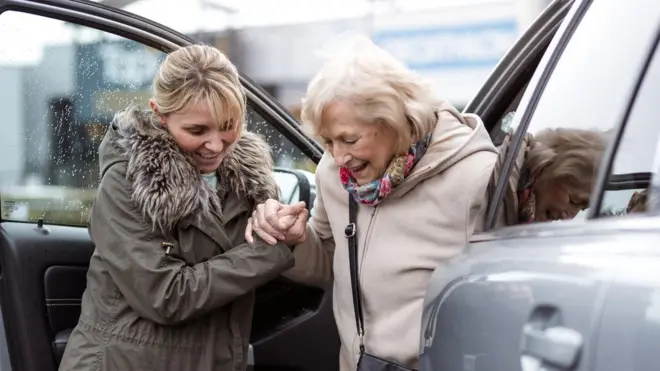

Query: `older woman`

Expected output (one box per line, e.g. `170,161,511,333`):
245,37,498,371
489,127,608,225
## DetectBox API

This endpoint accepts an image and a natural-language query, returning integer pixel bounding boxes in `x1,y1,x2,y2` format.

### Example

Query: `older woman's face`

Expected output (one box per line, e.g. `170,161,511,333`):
533,176,591,222
319,101,398,185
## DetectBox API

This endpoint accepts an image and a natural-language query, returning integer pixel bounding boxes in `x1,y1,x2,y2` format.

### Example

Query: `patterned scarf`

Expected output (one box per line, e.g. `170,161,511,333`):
340,133,432,206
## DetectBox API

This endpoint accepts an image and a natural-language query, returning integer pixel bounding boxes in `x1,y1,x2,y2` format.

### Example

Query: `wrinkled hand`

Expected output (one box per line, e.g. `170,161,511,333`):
245,199,308,246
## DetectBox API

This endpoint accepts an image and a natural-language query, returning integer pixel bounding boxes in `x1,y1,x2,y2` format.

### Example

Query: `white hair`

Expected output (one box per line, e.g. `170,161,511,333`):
301,35,440,151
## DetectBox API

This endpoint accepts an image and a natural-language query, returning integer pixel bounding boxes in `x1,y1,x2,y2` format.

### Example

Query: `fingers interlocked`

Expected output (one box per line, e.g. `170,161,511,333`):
245,199,307,245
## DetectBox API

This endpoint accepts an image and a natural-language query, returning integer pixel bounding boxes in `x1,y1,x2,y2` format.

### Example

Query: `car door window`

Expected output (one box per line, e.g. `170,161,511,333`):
489,0,660,227
597,37,660,217
246,106,316,173
0,11,313,226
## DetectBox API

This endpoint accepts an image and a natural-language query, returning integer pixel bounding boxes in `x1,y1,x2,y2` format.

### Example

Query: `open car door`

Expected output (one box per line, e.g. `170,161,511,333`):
0,1,338,371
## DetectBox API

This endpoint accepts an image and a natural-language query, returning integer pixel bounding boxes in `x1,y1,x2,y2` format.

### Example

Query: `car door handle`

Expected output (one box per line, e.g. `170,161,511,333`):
521,324,583,369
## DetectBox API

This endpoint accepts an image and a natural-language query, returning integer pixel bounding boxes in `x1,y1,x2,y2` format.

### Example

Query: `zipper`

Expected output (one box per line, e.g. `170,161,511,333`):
360,206,378,265
356,205,379,295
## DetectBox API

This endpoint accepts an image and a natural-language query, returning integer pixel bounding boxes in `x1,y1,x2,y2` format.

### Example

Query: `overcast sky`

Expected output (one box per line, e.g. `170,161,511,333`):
0,0,507,64
120,0,477,30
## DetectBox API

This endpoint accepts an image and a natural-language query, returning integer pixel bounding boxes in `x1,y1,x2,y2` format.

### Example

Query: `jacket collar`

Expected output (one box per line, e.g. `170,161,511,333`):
101,105,279,233
389,104,498,199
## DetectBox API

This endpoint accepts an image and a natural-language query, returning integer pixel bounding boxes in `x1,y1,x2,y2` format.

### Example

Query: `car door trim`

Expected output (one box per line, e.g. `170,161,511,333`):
472,213,660,244
1,0,183,50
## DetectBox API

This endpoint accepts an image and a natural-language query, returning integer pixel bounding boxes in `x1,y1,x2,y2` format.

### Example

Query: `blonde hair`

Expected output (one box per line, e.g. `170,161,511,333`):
301,35,439,152
151,44,245,133
527,128,609,190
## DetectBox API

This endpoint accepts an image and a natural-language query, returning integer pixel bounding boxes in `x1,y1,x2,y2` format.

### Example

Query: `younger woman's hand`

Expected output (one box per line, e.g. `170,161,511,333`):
278,205,308,246
245,199,307,245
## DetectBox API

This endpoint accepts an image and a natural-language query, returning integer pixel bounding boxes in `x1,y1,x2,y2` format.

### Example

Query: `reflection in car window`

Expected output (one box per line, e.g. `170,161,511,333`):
491,0,660,227
0,12,313,226
599,42,660,217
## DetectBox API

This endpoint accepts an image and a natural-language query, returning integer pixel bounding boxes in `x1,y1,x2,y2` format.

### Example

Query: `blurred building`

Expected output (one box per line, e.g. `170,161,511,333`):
98,0,552,113
220,0,553,112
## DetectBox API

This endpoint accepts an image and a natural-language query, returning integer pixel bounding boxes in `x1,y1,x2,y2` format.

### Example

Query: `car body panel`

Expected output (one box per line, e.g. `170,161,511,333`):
420,218,621,371
422,216,660,370
593,235,660,371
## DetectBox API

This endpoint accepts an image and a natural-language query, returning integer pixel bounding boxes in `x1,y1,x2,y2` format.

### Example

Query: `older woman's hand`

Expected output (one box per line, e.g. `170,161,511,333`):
245,199,308,246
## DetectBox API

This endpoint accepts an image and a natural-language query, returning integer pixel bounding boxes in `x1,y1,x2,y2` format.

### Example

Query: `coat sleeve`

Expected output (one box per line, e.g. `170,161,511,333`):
282,163,336,287
89,166,295,325
465,154,497,239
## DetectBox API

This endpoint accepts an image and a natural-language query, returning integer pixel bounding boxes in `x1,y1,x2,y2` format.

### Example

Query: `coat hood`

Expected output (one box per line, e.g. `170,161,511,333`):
389,102,498,199
98,105,279,232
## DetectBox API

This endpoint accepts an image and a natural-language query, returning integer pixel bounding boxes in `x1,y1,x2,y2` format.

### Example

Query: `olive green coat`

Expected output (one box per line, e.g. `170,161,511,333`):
59,107,294,371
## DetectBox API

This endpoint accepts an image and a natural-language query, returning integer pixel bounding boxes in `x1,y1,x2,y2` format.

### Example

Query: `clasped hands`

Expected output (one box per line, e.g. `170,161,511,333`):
245,199,308,246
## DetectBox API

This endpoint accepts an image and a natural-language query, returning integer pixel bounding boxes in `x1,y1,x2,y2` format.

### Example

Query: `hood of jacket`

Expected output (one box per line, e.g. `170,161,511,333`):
389,101,498,199
98,105,279,232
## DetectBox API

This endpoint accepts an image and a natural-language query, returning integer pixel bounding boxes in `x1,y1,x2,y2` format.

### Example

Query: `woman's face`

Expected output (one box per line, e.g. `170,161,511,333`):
151,100,238,174
533,175,591,222
319,101,398,186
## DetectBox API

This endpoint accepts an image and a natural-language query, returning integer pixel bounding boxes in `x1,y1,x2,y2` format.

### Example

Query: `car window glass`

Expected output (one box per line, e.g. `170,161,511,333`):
0,11,313,226
598,40,660,217
493,0,660,227
246,107,316,173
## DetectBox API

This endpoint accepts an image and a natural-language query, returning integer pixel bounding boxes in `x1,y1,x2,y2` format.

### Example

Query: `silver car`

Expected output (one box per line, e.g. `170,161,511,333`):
420,0,660,370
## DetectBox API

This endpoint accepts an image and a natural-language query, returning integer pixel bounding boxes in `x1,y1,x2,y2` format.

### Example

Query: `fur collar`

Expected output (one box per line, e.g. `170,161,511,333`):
107,106,279,232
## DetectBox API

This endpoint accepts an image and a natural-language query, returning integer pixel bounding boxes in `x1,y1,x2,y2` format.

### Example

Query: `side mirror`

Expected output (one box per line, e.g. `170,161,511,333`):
272,167,316,211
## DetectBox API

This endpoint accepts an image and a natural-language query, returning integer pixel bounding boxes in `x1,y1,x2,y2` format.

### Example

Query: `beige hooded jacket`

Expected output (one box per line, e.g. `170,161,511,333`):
283,103,498,370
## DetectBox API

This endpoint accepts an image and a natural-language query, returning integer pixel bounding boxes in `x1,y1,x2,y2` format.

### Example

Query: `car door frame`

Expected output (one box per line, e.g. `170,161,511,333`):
479,0,593,230
0,1,333,371
460,0,577,231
